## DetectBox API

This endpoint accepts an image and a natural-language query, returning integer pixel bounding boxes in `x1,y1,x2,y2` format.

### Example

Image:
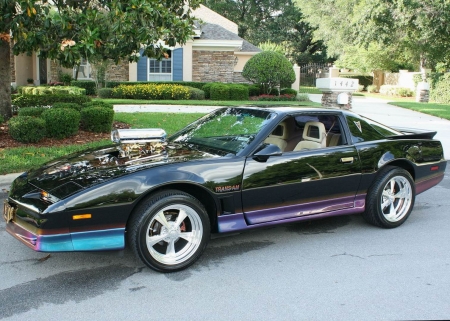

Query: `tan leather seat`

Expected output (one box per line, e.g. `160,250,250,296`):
294,121,326,151
264,121,290,151
327,133,341,146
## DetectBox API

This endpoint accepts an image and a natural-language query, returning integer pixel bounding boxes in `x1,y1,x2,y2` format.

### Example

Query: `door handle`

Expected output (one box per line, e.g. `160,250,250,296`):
340,157,354,163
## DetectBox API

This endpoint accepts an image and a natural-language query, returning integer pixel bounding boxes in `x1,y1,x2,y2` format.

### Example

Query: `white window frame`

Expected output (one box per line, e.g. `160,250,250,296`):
147,54,173,81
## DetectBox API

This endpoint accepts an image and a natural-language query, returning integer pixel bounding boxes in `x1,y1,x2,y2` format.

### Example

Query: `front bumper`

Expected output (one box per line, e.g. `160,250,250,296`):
4,200,125,252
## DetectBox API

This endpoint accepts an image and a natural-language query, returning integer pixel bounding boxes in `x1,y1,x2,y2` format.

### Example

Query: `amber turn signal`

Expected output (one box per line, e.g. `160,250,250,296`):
72,214,92,220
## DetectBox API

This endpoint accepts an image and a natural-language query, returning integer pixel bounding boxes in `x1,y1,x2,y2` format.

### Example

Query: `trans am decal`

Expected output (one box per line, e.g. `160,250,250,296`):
215,185,241,193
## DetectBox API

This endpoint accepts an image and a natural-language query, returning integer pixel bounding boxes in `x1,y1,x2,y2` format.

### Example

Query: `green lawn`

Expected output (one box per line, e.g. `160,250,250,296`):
388,101,450,120
0,112,207,175
97,98,320,107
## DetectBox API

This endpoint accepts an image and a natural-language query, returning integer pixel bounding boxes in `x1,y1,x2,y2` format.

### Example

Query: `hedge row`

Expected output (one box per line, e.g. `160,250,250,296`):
207,83,249,101
19,86,86,96
71,80,97,95
12,94,92,108
106,81,208,90
112,84,190,100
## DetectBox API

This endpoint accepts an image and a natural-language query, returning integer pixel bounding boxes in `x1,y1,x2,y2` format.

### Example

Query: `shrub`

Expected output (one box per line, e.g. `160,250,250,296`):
98,88,114,98
210,83,230,100
80,107,114,133
280,88,298,96
186,87,205,100
430,74,450,104
12,94,91,108
60,73,73,85
112,83,190,100
202,83,216,99
380,85,414,96
20,86,86,96
296,94,310,102
248,84,261,96
229,84,249,100
18,107,47,117
41,108,80,139
366,85,379,93
0,115,4,124
242,51,296,94
8,116,46,143
254,94,296,101
52,102,83,112
82,101,114,109
357,84,365,92
71,80,96,95
397,88,414,97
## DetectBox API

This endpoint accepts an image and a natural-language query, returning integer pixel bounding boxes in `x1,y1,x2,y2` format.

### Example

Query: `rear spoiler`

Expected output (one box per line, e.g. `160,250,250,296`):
388,126,437,139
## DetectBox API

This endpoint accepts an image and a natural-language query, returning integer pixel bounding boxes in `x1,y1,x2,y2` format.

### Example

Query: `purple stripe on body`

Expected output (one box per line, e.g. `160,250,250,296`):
218,194,366,233
415,173,444,195
245,195,359,225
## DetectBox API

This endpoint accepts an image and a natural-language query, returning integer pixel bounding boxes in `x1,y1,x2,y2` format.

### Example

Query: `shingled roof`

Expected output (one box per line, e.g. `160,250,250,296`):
199,23,261,52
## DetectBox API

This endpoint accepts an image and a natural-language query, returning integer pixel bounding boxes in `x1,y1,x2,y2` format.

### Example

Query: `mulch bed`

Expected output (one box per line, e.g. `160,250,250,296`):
0,121,130,149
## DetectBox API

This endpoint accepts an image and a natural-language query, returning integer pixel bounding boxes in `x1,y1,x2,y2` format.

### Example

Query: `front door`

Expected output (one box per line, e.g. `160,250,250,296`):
38,57,47,85
241,117,361,225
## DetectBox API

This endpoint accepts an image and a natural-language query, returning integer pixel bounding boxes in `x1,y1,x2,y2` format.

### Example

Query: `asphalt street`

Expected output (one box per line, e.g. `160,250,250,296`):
1,163,449,320
1,97,450,320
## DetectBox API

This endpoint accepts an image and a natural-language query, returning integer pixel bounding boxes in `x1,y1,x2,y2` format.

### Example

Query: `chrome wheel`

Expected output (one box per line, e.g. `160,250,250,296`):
145,204,204,265
363,167,415,228
380,175,413,222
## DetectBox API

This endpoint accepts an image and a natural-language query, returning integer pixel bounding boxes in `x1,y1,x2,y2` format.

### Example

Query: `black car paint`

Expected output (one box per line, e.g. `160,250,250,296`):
5,107,446,249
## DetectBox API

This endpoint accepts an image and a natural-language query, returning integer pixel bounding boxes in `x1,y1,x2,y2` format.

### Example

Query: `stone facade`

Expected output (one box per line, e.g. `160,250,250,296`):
105,60,129,81
416,90,430,103
233,72,251,84
321,91,353,109
192,50,235,83
50,60,61,81
10,42,15,82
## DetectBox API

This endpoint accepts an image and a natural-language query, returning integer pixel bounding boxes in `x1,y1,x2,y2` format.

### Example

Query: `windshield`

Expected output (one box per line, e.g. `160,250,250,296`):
169,108,276,154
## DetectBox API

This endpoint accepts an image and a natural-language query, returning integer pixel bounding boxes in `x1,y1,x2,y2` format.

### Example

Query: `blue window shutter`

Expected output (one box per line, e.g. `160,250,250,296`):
173,48,183,81
137,50,147,81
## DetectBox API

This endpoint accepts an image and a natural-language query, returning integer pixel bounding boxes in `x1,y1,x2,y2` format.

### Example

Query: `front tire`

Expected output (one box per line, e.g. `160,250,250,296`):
128,190,210,272
363,167,415,228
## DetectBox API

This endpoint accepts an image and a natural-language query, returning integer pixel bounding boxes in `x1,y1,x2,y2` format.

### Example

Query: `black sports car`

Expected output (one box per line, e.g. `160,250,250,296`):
3,107,446,272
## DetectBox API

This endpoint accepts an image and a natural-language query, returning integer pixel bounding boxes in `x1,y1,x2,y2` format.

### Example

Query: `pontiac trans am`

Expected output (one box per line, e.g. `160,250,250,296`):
3,107,446,272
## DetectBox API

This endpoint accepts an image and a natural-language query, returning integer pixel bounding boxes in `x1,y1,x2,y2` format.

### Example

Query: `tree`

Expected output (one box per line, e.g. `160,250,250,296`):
334,43,414,73
297,0,450,71
203,0,328,65
242,51,295,94
0,0,201,120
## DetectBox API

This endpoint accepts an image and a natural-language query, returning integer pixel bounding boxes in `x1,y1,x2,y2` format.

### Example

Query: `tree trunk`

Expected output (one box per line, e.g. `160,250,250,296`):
0,41,12,121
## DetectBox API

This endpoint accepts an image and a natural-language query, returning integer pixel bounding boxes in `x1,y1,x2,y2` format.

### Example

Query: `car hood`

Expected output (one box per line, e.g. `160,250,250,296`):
23,142,218,199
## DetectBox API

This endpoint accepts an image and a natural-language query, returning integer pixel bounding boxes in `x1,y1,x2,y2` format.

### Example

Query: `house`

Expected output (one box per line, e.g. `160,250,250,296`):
10,5,262,86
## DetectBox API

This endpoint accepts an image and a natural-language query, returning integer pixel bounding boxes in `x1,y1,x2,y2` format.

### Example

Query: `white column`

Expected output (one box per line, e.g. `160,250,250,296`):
183,40,193,81
291,64,300,91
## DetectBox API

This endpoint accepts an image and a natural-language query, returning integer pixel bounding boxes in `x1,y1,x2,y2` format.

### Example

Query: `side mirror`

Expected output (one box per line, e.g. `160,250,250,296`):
252,144,282,162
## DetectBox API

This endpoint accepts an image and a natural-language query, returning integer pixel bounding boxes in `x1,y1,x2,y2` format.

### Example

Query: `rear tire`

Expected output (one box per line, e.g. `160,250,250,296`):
128,190,210,272
363,167,415,228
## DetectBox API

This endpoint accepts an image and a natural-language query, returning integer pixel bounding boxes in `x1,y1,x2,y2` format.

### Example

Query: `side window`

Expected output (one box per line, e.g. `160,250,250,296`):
264,114,346,153
345,115,385,143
